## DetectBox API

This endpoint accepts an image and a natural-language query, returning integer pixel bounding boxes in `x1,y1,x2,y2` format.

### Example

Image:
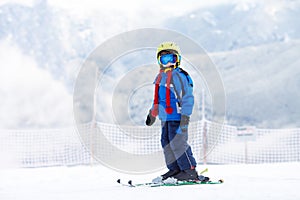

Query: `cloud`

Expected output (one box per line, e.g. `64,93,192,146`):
0,0,35,7
0,38,73,128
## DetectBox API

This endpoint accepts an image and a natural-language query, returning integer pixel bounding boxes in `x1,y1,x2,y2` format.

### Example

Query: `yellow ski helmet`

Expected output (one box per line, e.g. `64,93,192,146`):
156,41,181,58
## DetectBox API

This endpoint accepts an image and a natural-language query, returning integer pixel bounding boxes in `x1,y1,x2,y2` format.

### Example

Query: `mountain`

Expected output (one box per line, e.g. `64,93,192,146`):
211,40,300,128
0,0,95,88
165,1,300,52
0,0,299,128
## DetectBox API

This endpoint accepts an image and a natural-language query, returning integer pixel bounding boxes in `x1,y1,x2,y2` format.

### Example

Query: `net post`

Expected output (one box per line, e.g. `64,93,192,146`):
201,88,207,165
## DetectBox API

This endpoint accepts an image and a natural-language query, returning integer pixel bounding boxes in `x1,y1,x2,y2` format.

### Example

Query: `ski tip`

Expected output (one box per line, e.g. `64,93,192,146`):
219,179,224,183
199,168,208,175
128,180,136,187
117,179,121,183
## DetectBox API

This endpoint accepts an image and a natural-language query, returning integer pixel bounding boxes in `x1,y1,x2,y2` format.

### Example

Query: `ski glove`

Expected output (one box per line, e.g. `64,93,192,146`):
145,110,156,126
177,115,190,133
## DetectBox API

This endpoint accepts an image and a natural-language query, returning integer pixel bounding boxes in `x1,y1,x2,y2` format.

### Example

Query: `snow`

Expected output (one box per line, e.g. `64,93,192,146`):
0,163,299,200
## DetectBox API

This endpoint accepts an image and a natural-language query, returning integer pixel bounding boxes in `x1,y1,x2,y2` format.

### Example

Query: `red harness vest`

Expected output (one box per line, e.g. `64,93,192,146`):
151,69,173,117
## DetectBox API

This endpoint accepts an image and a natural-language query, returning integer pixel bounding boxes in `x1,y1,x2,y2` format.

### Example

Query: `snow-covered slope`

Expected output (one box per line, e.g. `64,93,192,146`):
1,163,300,200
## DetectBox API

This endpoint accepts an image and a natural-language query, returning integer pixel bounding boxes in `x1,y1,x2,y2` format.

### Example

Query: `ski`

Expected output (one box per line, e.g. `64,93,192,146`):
117,168,223,187
117,178,223,187
117,179,154,187
153,179,224,187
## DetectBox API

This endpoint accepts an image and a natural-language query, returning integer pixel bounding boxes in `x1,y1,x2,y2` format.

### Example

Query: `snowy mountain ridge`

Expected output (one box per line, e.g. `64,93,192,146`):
166,1,300,52
211,40,300,128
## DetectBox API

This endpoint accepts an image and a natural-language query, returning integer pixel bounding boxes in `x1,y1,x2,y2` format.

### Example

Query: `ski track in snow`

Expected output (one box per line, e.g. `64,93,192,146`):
0,163,299,200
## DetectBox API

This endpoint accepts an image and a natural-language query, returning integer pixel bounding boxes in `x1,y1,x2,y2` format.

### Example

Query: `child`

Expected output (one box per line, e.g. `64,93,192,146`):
146,42,198,181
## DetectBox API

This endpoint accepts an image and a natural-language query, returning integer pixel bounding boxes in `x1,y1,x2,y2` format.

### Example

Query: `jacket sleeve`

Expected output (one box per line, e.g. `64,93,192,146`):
173,71,194,116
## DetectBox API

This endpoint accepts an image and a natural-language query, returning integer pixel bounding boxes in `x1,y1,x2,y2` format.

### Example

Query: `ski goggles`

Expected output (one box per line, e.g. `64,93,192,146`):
158,53,180,65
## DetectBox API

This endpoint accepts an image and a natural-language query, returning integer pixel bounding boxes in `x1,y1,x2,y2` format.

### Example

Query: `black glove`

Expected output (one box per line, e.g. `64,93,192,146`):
179,115,190,132
145,110,156,126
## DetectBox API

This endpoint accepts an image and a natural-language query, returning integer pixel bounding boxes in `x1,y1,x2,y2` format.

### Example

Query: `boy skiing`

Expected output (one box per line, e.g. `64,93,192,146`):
146,42,198,181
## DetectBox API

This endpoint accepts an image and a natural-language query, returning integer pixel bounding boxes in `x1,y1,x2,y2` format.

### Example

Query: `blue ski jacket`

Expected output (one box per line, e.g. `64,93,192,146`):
151,67,194,121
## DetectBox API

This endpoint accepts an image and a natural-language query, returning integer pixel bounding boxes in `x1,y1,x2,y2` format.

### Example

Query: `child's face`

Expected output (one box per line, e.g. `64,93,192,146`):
162,62,174,68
